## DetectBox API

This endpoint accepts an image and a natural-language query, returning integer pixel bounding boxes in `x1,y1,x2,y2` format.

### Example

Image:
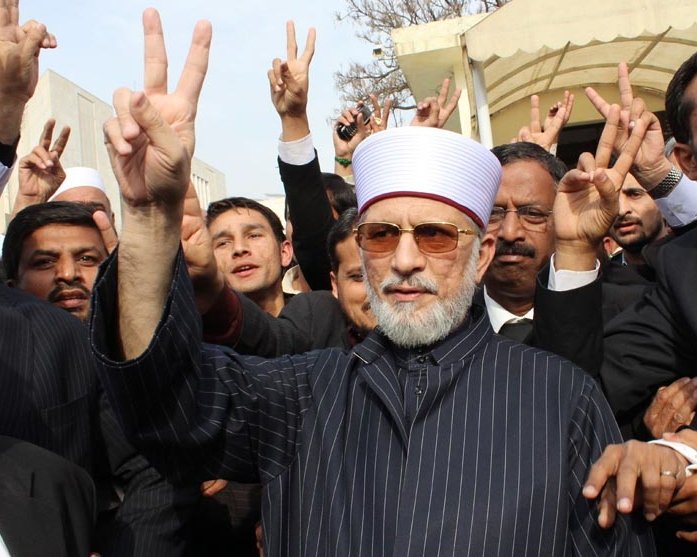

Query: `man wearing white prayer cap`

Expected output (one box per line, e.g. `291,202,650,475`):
94,121,654,556
50,166,114,222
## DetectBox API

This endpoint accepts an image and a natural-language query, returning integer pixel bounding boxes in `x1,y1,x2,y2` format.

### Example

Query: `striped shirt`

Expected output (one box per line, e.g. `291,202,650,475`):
91,254,655,557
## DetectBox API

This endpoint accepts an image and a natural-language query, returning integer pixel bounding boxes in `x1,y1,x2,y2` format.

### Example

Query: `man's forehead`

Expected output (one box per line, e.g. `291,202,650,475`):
209,208,273,230
498,160,557,200
336,236,360,266
53,186,111,208
22,224,106,252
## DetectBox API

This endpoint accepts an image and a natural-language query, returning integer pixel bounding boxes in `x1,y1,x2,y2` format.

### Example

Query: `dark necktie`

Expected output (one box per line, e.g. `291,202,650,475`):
499,318,533,344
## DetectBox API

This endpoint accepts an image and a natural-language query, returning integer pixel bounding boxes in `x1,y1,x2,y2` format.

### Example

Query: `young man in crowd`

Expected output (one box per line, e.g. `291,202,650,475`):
207,197,293,317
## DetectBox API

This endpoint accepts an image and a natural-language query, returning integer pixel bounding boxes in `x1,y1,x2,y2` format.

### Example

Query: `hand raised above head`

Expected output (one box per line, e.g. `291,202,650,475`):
553,105,648,249
585,63,670,187
410,78,461,129
268,21,316,119
15,118,70,213
0,0,57,105
515,91,573,152
551,104,651,271
333,102,373,160
0,0,57,144
103,8,212,211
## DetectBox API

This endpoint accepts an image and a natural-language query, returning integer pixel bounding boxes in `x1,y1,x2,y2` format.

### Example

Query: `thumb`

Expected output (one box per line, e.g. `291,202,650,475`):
20,21,47,60
592,169,620,206
128,92,183,155
92,210,118,254
518,126,532,142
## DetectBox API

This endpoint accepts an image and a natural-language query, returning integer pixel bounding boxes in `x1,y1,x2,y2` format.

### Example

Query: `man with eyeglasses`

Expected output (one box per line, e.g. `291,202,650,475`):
93,34,654,552
482,142,567,343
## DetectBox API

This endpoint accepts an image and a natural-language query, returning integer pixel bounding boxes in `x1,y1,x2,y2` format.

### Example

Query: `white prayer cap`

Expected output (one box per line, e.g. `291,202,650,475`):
49,167,106,201
352,127,502,228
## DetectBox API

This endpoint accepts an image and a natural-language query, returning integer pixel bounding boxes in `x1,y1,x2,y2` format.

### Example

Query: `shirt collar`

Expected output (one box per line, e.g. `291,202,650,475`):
482,286,534,333
352,301,493,367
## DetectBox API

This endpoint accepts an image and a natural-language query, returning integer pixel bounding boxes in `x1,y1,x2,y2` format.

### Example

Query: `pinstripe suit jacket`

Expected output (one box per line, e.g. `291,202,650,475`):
0,284,197,556
92,252,656,557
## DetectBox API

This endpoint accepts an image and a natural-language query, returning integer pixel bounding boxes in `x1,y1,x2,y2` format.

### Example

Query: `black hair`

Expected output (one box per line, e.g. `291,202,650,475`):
327,207,358,273
3,201,102,281
206,197,285,243
666,52,697,145
491,141,567,183
321,173,357,215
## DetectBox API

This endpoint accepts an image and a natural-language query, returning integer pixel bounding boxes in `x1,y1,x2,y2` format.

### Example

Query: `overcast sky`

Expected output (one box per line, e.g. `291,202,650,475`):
22,0,372,199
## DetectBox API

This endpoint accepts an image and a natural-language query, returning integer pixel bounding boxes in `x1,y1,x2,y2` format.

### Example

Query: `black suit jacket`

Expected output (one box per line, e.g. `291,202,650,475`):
235,289,351,356
0,285,197,556
532,235,697,441
601,257,655,323
0,436,95,557
278,154,335,292
601,229,697,436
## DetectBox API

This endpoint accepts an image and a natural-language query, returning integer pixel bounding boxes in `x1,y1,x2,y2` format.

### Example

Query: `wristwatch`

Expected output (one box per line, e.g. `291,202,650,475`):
649,166,683,199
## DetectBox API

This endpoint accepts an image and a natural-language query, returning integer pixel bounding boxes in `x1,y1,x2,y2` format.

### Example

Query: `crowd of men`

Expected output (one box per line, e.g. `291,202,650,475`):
6,1,697,556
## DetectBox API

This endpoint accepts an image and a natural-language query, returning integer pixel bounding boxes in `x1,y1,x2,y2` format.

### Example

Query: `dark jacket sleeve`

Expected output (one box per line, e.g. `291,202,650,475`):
532,264,604,379
90,249,318,486
93,390,200,557
278,153,334,291
202,285,347,357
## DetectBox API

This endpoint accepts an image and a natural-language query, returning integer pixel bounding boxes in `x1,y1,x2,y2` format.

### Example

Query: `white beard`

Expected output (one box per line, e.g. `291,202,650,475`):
364,239,480,348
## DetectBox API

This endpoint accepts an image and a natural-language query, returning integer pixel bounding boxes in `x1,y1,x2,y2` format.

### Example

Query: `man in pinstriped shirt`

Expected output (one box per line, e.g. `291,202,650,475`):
92,12,656,557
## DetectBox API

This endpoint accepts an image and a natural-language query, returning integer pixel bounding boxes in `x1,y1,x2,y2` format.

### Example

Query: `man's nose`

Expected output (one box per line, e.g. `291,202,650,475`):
390,231,427,277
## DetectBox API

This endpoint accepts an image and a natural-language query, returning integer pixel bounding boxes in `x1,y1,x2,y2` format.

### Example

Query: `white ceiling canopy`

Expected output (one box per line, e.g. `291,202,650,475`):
464,0,697,115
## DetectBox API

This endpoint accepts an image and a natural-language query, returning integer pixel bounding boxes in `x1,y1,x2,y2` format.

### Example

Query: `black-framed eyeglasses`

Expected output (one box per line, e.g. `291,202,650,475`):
354,221,475,254
488,206,553,231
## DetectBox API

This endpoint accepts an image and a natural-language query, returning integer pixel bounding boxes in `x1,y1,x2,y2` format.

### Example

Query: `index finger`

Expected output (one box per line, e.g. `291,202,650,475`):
437,78,451,106
563,91,575,124
440,89,462,127
583,445,623,500
368,93,381,117
541,103,566,140
595,104,621,168
143,8,168,96
585,86,610,119
0,0,18,29
613,110,649,178
529,95,541,134
39,118,56,150
617,62,633,111
174,19,212,107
